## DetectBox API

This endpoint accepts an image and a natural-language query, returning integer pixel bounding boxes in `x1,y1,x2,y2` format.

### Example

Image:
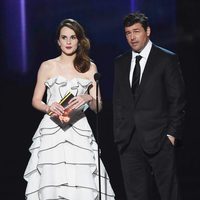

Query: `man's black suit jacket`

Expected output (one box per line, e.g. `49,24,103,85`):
113,44,186,154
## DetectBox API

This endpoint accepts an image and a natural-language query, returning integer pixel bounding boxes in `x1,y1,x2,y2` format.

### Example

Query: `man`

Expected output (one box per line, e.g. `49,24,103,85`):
113,12,186,200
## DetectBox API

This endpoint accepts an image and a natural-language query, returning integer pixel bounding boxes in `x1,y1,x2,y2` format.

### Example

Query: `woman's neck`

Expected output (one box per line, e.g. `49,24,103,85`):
59,52,76,64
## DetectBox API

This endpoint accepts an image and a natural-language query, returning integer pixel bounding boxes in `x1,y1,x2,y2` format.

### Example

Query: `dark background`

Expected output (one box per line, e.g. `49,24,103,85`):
0,0,200,199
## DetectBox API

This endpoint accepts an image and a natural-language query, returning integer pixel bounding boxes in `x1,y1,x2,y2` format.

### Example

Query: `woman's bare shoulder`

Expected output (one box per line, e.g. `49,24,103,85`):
83,61,98,81
89,61,97,73
37,57,60,79
39,57,59,72
41,57,59,67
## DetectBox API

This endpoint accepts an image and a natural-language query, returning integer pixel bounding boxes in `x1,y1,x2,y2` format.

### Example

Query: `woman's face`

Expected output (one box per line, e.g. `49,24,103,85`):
58,26,79,55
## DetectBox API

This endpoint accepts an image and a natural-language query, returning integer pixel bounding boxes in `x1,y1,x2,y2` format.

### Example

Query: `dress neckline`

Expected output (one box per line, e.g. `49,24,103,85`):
46,75,90,83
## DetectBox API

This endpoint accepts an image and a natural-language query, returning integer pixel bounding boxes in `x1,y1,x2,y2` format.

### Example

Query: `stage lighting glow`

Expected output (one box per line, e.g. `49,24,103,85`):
130,0,136,11
20,0,27,73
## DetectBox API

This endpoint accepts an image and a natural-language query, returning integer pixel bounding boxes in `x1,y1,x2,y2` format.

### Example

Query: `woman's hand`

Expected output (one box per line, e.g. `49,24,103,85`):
49,95,92,123
49,102,64,116
68,94,93,110
58,106,73,123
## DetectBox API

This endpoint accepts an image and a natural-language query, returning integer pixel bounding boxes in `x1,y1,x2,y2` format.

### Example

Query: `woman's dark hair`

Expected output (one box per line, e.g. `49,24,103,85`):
56,19,91,73
123,12,149,31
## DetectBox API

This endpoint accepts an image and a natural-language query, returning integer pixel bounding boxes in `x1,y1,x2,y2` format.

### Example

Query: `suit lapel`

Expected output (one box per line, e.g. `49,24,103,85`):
121,52,132,93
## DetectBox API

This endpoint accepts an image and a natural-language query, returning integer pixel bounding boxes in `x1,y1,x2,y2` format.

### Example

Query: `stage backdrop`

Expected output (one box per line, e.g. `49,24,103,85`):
0,0,200,199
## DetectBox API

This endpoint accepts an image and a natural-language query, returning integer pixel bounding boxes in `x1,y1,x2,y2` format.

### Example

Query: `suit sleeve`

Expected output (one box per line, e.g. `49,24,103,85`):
165,55,186,140
113,59,122,136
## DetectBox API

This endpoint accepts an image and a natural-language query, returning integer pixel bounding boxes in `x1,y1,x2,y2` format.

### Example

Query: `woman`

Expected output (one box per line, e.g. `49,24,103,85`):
24,18,115,200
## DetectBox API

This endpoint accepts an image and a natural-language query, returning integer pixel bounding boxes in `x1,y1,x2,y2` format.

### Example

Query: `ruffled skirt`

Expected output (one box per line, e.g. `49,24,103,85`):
24,113,115,200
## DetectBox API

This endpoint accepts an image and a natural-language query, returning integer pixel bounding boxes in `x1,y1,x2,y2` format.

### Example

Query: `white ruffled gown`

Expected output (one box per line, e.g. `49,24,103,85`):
24,76,115,200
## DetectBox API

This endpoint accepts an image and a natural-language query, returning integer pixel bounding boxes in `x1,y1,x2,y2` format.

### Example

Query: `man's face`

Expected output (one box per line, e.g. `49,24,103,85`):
125,22,150,53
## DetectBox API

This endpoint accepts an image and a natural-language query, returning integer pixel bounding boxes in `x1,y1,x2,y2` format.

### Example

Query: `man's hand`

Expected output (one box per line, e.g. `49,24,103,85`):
167,135,175,146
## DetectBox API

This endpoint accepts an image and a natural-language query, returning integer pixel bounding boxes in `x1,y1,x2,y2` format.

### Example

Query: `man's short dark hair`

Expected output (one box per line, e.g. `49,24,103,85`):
123,12,149,31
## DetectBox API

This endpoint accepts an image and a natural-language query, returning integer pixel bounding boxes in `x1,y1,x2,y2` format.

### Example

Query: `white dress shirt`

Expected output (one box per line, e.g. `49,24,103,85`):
129,40,152,86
